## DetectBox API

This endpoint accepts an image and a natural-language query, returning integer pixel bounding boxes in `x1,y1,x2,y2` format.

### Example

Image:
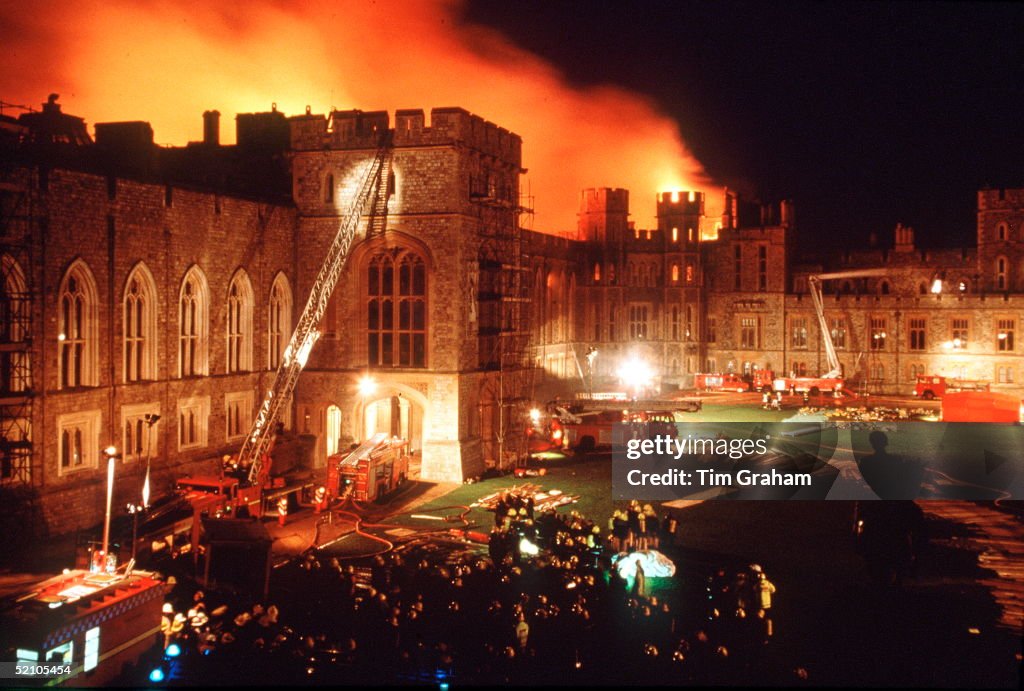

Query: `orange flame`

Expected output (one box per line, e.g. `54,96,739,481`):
0,0,717,233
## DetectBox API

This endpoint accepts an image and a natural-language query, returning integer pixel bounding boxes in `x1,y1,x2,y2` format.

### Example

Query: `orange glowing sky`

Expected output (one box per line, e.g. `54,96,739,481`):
1,0,718,233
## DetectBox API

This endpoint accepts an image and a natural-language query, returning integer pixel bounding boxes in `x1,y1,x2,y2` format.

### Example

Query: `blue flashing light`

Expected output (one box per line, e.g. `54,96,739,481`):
149,667,166,683
439,684,449,691
165,643,181,658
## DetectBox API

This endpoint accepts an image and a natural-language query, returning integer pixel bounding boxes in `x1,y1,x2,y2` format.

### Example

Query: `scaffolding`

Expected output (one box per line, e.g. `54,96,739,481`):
0,167,35,487
472,174,536,470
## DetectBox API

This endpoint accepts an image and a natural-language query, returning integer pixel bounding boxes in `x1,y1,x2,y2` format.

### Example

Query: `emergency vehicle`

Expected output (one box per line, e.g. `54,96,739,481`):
326,433,410,502
694,372,748,392
0,569,164,686
914,375,990,400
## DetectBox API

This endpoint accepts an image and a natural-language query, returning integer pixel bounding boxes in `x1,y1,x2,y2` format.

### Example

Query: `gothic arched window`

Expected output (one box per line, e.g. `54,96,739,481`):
59,260,99,388
367,249,427,368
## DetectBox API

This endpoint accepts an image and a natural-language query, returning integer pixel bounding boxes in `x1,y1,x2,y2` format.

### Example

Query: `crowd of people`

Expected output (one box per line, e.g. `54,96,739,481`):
157,498,787,685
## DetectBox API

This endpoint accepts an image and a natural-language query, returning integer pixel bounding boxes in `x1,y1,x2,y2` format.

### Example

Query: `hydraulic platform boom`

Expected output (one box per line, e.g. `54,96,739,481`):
240,136,393,485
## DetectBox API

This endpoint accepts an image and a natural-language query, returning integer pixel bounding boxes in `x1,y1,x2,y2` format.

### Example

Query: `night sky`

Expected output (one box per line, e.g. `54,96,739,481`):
464,0,1024,249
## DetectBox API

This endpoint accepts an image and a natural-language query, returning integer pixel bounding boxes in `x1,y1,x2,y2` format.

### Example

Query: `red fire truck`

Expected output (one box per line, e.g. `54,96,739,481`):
326,433,410,502
694,372,749,392
914,375,990,400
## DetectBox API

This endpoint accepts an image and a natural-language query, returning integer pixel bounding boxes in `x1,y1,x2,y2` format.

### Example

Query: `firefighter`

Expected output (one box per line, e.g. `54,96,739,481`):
313,485,328,514
754,567,775,612
277,496,289,527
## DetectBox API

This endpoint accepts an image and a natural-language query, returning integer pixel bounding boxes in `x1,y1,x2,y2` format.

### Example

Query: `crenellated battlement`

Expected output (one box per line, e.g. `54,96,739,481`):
657,190,705,216
289,107,522,167
978,187,1024,210
579,187,629,215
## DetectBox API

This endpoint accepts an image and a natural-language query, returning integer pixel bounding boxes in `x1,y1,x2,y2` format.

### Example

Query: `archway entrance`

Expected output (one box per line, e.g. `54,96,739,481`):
363,394,423,453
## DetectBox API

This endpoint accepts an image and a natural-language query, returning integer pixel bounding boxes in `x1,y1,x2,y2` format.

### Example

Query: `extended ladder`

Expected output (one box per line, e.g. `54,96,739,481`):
241,135,393,484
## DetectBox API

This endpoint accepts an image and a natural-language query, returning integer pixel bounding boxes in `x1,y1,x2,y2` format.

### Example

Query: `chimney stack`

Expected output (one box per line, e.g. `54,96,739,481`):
202,110,220,146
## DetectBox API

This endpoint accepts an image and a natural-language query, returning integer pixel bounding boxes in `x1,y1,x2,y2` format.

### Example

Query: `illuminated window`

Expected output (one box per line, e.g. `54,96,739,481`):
45,641,73,666
123,264,157,382
178,267,209,377
671,264,680,283
908,318,926,351
178,397,210,450
628,304,649,339
688,227,695,243
59,260,99,388
367,248,427,368
58,410,100,475
121,403,158,463
790,317,808,349
739,316,759,348
870,317,887,350
671,227,678,243
950,317,969,348
226,270,254,373
593,263,601,283
685,262,694,284
998,318,1015,351
84,627,99,672
225,391,254,442
268,273,293,370
829,317,847,349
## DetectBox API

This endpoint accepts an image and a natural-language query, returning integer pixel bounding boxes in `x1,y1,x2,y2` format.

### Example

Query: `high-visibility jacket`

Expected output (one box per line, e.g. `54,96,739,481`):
758,578,776,610
277,498,289,516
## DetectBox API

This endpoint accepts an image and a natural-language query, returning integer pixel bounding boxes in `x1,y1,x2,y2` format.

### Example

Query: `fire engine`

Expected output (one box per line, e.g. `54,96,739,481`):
545,404,687,451
326,432,410,501
172,134,395,516
773,269,890,396
914,375,990,400
694,372,748,392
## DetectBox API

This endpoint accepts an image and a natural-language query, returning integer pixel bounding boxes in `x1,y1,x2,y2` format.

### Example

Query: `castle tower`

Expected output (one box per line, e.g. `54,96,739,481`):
577,188,629,243
657,190,704,246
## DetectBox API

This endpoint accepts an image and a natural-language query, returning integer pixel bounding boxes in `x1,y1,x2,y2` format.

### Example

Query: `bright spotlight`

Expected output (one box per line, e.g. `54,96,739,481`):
931,278,943,294
357,376,377,397
519,537,539,556
529,408,541,424
617,356,653,392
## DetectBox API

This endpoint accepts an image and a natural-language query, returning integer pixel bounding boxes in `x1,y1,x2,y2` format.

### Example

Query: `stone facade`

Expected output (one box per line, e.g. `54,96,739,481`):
3,98,1024,539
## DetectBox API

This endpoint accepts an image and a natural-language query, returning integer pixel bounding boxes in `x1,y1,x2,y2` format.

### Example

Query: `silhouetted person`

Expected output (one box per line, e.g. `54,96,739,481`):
858,430,925,499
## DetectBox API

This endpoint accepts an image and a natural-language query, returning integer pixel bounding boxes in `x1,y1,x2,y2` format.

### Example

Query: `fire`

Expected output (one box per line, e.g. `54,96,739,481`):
0,0,717,233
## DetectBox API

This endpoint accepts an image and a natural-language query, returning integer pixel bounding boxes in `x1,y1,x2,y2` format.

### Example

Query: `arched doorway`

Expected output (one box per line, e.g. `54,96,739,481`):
363,393,423,453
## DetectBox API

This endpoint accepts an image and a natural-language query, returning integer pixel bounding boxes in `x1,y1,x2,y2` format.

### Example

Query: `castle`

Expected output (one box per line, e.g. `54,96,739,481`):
1,98,1021,535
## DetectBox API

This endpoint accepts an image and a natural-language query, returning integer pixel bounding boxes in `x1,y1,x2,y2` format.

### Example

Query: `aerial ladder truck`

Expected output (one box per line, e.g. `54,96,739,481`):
773,268,890,396
173,132,395,522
